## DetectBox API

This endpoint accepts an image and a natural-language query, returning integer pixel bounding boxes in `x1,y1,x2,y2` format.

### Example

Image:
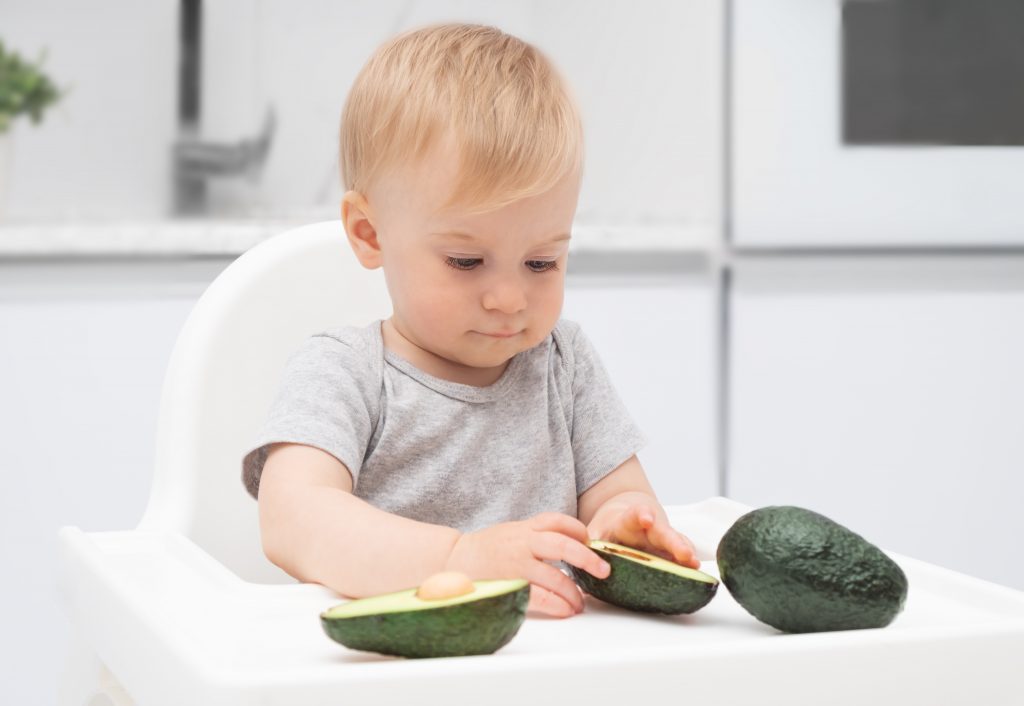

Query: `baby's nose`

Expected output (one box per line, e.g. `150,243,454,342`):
481,280,527,313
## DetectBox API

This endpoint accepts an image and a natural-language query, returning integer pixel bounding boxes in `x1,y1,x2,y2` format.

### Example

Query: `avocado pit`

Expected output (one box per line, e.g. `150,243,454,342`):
416,571,475,601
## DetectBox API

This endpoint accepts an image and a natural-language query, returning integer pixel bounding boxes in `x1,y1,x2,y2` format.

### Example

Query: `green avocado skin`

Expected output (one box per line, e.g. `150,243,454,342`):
717,506,909,633
321,585,529,658
570,549,718,615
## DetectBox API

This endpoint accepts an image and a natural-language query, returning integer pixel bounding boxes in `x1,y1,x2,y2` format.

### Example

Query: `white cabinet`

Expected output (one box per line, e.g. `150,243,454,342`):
728,257,1024,589
0,262,214,706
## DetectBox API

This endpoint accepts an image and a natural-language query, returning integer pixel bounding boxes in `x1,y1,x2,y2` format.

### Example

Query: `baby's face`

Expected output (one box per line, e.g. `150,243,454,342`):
367,137,579,376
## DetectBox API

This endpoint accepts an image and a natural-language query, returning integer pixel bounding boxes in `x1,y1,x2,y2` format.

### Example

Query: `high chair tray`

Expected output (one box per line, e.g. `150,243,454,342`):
58,497,1024,706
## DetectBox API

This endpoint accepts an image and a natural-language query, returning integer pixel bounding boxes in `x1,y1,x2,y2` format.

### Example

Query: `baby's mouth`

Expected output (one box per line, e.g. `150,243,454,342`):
478,330,521,338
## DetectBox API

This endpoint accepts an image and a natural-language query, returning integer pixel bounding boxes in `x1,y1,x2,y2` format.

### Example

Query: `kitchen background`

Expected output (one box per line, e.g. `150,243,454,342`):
1,0,1022,703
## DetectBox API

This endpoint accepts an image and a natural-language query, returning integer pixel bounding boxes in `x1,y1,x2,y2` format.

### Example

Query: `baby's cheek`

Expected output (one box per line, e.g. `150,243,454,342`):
411,287,458,322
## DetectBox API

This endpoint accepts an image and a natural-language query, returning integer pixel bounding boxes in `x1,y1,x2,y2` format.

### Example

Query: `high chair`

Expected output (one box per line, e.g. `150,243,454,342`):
57,219,390,704
57,221,1024,706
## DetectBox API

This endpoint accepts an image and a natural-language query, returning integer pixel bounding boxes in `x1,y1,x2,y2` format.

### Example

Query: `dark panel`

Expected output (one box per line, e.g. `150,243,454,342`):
843,0,1024,146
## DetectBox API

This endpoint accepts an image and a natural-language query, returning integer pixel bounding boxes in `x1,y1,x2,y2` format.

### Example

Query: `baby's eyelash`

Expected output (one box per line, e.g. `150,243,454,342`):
445,257,481,270
444,257,559,273
527,260,559,273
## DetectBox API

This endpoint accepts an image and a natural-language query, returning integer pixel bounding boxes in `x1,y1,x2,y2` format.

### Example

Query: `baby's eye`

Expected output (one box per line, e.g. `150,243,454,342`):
445,256,481,270
526,260,559,273
444,257,559,273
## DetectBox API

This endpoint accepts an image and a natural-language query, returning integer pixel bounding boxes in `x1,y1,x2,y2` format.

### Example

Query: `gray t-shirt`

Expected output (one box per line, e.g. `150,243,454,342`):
241,318,647,533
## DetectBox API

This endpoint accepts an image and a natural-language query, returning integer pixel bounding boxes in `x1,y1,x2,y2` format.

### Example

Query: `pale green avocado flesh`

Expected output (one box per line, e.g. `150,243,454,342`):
321,578,529,658
570,540,718,614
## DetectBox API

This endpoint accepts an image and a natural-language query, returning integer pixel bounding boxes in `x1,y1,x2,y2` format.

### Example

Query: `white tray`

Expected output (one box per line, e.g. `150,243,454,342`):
58,497,1024,706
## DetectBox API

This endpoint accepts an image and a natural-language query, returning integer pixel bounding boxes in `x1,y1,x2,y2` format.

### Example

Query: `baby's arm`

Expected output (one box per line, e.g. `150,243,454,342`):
257,442,610,615
578,455,699,568
257,442,461,598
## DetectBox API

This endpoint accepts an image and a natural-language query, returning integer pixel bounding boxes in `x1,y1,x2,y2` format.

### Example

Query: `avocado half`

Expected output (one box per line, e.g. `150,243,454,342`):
569,539,718,614
320,578,529,658
716,506,909,634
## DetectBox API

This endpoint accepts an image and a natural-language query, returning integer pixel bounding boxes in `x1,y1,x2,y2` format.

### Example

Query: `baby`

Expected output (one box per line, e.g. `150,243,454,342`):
241,22,698,619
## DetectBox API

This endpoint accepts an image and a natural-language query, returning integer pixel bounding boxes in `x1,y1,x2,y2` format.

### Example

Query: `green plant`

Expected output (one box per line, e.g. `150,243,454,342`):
0,39,63,135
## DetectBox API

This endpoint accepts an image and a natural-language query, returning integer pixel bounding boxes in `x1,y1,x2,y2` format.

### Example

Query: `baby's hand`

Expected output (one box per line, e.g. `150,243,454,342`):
596,504,699,569
444,512,611,619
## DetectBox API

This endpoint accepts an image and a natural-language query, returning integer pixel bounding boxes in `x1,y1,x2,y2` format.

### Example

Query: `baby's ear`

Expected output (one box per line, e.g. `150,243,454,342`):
341,190,382,269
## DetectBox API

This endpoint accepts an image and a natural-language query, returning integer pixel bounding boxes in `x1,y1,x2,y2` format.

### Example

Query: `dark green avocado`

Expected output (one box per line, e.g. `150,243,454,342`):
569,539,718,614
320,578,529,658
716,506,909,633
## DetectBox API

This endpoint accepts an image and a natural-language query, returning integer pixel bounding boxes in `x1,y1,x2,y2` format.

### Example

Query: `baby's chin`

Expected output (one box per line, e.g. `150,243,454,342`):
451,348,518,371
441,339,525,367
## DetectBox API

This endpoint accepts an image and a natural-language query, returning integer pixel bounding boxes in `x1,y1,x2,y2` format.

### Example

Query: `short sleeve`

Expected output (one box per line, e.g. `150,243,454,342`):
240,332,380,499
566,324,649,493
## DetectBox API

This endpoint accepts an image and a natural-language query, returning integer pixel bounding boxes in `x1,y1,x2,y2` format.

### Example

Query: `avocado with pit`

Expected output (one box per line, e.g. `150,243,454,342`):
716,506,909,633
569,539,719,614
320,577,529,658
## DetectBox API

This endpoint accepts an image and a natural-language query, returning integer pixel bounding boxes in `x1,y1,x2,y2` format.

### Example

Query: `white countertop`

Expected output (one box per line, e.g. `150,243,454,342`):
0,220,718,258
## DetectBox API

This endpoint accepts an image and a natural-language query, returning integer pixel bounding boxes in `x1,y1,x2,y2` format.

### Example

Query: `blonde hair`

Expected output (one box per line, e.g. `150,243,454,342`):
340,23,584,215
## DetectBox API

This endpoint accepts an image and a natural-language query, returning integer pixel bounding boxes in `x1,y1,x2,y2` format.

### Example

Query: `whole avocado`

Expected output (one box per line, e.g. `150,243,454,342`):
716,506,908,633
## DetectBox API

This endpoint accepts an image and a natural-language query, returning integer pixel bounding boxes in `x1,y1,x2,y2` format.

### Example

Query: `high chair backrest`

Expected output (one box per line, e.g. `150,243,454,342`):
138,220,391,583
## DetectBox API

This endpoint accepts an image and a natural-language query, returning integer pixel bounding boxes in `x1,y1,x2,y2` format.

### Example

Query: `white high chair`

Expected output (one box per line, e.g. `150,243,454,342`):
57,219,391,704
57,221,1024,706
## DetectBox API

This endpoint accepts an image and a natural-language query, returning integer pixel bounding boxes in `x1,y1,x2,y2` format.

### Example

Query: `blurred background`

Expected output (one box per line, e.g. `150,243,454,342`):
2,0,1023,702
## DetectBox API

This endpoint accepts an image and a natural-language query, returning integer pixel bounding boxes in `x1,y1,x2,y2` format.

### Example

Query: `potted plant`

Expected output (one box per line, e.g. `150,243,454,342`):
0,38,64,217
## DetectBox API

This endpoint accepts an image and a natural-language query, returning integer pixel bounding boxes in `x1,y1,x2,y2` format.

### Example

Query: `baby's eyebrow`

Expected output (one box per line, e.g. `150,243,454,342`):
431,231,572,245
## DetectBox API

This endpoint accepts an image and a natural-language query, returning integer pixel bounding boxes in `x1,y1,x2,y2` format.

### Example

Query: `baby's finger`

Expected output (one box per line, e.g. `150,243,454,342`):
603,506,656,550
524,559,585,614
619,505,654,533
531,531,610,579
650,522,699,567
528,512,589,545
527,584,576,618
635,505,656,528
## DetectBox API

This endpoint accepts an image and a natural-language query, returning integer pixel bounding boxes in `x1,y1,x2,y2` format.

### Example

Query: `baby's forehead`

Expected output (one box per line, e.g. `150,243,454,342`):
426,227,572,251
372,145,580,241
